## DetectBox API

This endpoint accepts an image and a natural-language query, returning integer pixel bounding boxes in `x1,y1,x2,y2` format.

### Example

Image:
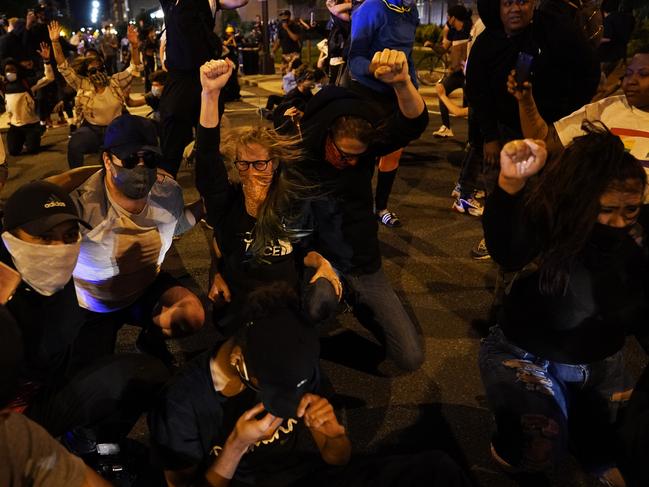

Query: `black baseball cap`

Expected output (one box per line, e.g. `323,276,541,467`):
243,307,320,418
2,181,90,235
278,9,291,17
103,114,162,161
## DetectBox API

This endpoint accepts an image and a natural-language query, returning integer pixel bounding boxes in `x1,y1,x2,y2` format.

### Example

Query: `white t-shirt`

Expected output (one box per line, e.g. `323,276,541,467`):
71,170,194,312
5,65,55,126
554,95,649,165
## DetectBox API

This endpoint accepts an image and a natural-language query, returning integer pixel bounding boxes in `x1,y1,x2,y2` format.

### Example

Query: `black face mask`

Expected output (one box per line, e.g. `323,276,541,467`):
89,69,109,87
110,161,157,200
590,222,634,250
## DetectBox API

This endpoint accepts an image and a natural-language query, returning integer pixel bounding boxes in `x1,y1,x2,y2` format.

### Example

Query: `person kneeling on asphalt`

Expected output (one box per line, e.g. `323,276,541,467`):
195,59,341,336
0,181,168,458
300,49,428,372
58,114,206,367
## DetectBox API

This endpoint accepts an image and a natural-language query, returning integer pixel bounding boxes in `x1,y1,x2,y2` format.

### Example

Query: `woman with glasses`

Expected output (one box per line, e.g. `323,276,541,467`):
195,59,341,336
48,21,143,168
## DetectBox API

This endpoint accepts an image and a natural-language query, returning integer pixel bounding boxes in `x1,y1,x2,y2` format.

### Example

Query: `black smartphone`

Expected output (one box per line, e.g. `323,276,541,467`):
515,52,534,89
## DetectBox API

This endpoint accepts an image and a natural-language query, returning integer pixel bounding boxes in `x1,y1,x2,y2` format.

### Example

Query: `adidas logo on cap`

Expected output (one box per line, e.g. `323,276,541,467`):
44,194,67,209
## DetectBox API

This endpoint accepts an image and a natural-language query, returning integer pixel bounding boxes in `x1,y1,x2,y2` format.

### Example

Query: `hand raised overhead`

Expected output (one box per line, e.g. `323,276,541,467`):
200,59,235,93
370,49,410,86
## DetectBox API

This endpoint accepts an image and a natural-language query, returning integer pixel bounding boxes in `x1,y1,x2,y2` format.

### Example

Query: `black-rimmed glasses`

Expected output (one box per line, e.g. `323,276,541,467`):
329,132,363,162
234,158,273,171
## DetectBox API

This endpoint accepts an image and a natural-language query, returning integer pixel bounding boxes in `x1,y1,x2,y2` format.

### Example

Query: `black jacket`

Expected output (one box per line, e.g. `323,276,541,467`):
466,0,600,143
300,86,428,274
0,236,84,386
483,185,649,364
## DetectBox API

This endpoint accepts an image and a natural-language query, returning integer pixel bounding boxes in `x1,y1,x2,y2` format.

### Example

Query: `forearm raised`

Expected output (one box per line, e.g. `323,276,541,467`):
518,97,548,140
200,90,221,128
50,38,66,66
394,80,425,119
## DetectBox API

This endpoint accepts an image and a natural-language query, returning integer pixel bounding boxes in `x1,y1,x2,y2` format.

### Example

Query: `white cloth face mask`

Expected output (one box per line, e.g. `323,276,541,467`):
1,231,81,296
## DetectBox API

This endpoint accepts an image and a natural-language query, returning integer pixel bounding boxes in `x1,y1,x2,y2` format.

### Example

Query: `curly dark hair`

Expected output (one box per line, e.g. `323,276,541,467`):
524,122,646,295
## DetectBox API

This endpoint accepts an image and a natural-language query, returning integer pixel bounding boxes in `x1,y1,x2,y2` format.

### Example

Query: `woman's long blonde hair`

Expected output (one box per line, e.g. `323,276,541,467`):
221,125,316,258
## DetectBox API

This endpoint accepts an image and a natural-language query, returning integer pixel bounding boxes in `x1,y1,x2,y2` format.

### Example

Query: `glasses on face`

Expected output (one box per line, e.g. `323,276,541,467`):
501,0,530,7
234,158,273,172
111,150,160,169
87,66,106,75
329,133,362,162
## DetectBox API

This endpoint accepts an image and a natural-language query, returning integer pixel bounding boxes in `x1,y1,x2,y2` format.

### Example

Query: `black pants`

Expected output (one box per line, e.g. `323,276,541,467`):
25,353,168,442
7,123,42,155
265,94,283,111
439,70,465,129
159,69,225,177
67,122,106,168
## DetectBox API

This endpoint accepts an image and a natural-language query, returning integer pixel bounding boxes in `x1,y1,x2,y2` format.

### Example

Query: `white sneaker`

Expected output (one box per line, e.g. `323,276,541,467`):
433,125,454,138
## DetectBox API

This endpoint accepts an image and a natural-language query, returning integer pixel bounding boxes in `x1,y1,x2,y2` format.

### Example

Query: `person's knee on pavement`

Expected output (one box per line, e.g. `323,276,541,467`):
393,342,424,372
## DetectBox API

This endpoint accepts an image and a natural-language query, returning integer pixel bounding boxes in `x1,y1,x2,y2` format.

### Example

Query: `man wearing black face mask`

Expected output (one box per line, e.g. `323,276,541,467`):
66,114,206,367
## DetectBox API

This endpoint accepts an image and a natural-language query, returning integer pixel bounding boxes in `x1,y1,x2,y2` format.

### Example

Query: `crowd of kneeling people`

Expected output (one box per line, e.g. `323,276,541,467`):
1,19,649,487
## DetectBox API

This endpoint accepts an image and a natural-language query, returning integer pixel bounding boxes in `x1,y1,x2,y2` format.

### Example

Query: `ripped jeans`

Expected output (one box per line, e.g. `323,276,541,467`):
479,326,630,475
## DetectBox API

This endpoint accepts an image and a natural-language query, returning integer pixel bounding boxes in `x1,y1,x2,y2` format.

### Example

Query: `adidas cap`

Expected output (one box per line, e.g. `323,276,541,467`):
2,181,91,235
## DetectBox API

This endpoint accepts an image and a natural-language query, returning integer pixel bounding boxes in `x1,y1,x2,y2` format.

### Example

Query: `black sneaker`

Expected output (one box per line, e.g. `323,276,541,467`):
377,210,402,228
471,237,491,260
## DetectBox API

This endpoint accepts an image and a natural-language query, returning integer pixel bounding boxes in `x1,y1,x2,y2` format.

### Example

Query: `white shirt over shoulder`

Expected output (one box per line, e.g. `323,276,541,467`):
70,169,194,313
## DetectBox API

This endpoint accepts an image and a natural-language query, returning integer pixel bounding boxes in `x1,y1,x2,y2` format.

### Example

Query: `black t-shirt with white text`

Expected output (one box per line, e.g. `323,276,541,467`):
148,348,323,485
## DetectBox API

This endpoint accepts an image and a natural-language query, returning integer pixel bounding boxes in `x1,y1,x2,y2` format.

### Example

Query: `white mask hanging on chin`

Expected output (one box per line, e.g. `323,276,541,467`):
1,231,81,296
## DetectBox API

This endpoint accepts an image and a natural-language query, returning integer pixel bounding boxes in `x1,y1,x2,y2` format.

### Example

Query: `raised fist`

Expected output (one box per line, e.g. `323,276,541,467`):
370,49,409,86
200,59,234,93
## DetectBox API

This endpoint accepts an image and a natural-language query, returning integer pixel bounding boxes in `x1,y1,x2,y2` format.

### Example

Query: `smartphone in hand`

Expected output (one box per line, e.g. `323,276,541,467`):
515,52,534,89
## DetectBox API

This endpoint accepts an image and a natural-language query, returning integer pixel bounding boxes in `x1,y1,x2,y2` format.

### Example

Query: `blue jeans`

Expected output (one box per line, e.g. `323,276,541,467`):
340,268,424,372
479,326,629,474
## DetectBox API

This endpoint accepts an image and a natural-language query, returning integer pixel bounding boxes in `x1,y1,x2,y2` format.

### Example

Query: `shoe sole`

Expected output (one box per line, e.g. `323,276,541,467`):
452,204,483,217
471,252,491,260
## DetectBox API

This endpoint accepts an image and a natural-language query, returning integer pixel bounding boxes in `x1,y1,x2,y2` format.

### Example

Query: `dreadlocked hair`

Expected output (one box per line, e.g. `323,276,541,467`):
221,125,318,259
524,121,646,295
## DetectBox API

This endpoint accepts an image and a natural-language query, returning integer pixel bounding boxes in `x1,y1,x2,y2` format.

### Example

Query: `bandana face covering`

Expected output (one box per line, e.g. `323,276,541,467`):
1,231,81,296
89,70,109,87
110,161,158,200
240,169,274,218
